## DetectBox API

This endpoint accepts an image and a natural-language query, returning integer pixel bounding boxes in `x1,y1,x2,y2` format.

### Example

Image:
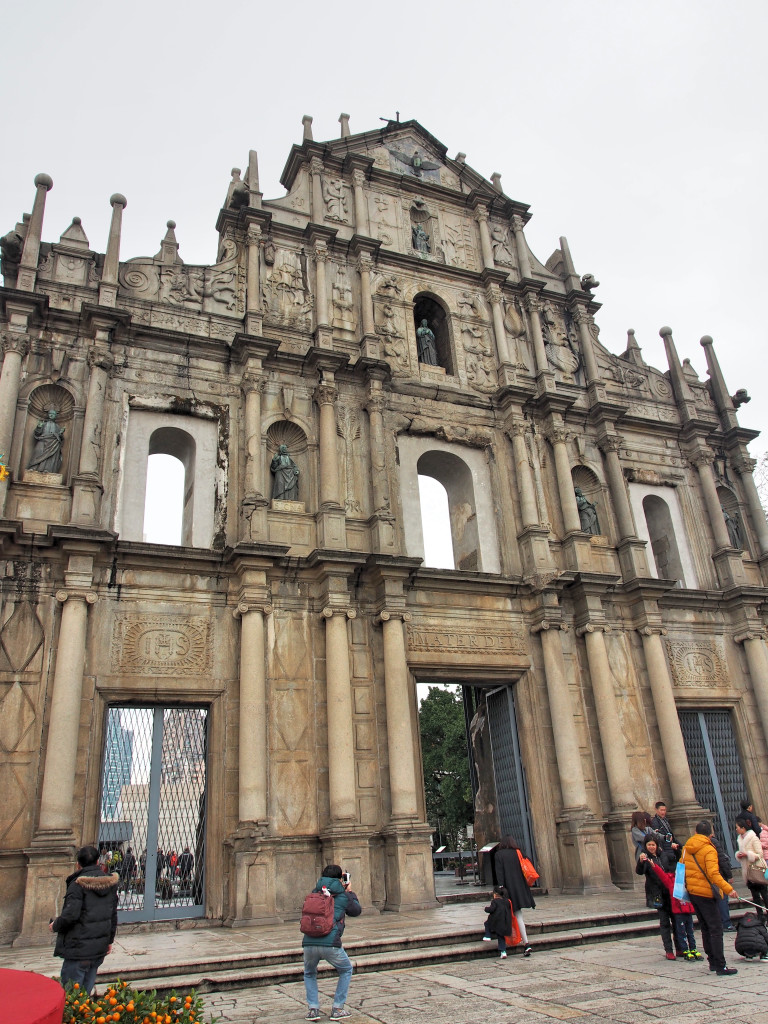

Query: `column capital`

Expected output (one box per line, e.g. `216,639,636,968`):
55,589,97,605
731,453,757,475
521,292,541,314
597,433,624,454
576,622,611,637
734,630,766,645
688,447,715,469
312,243,329,263
309,156,324,176
2,332,30,358
544,425,568,446
568,303,593,326
511,214,525,233
233,601,272,618
474,204,490,223
352,168,366,189
322,606,356,620
365,392,387,416
87,347,114,372
246,223,263,246
376,609,412,624
316,381,338,407
356,253,374,275
638,625,667,637
241,371,266,394
531,620,568,635
485,282,502,305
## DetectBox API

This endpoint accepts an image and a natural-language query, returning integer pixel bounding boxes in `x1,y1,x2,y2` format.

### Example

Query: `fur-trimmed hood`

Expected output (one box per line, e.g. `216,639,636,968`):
77,871,119,894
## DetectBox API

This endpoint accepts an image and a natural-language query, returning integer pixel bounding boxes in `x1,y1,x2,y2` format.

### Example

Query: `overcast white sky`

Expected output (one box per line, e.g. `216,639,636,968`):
3,1,766,530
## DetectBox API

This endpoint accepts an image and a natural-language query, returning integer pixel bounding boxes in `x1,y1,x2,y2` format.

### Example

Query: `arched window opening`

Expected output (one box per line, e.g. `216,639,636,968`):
418,450,479,571
413,293,452,373
143,454,185,544
418,475,454,569
143,427,196,546
643,495,685,585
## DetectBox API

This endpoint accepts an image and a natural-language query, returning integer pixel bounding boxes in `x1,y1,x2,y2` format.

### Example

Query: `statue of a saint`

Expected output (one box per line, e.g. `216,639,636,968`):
28,408,64,474
411,223,430,254
574,487,600,535
723,508,742,550
416,319,439,366
270,444,300,501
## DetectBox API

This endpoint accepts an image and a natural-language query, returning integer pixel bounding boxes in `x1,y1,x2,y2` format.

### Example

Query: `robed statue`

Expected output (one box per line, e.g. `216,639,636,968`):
723,508,742,550
574,487,601,535
270,444,300,501
416,319,439,366
28,408,64,474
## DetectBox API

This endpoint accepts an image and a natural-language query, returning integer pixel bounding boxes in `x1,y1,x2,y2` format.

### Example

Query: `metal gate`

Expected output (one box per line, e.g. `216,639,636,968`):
487,686,536,862
99,706,208,923
678,709,746,863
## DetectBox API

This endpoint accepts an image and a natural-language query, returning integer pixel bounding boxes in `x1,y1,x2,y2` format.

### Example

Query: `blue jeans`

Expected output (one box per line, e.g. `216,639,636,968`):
303,945,353,1010
61,956,104,994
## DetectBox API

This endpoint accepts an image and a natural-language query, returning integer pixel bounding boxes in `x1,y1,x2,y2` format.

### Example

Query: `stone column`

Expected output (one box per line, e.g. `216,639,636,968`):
735,631,768,748
378,611,418,820
16,173,53,292
485,283,511,364
242,372,265,500
475,206,494,270
310,157,324,222
352,169,368,235
732,454,768,557
245,223,263,336
509,422,539,529
511,214,532,279
547,424,582,535
71,345,114,526
314,243,329,327
99,194,127,307
638,626,698,806
577,625,635,809
322,607,357,824
690,449,732,551
532,622,589,811
357,254,375,338
0,332,29,511
522,293,549,374
316,379,341,508
366,384,389,515
570,305,600,385
598,434,637,540
234,602,270,826
38,589,97,835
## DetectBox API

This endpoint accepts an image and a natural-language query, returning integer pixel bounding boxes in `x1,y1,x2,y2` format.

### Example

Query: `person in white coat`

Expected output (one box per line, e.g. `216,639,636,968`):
736,814,768,918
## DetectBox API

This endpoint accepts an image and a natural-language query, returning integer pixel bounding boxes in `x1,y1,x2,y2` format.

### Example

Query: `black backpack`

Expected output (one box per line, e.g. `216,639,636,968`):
734,912,768,958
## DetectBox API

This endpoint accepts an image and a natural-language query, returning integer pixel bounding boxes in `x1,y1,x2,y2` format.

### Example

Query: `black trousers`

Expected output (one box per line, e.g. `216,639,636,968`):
747,883,768,917
689,894,725,971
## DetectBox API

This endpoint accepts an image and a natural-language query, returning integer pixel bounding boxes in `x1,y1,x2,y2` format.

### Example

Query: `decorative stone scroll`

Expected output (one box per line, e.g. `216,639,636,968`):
665,638,727,688
406,624,526,655
111,615,212,675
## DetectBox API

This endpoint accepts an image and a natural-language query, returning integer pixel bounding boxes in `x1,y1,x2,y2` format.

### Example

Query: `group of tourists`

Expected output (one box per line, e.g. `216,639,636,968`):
632,798,768,975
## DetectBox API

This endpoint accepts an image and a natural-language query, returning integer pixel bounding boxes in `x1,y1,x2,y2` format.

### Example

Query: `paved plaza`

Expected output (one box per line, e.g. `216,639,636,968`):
204,936,768,1024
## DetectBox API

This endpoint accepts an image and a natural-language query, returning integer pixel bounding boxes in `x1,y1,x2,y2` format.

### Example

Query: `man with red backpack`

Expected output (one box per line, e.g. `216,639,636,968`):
301,864,361,1021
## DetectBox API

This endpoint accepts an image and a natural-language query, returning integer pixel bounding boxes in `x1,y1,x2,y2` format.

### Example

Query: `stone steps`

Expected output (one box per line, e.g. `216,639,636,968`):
104,908,662,996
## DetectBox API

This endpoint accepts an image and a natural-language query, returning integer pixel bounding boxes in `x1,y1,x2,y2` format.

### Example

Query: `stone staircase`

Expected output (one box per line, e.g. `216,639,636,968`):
108,905,664,996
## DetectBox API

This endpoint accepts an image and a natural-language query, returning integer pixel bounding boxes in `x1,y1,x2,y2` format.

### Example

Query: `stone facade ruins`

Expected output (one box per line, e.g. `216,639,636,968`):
1,115,767,944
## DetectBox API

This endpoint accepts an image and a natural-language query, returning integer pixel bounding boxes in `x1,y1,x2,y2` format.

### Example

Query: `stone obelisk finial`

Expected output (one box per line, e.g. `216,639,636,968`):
16,173,53,292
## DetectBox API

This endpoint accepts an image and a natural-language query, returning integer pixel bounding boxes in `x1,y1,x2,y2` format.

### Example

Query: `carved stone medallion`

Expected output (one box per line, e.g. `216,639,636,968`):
111,615,212,675
665,638,727,688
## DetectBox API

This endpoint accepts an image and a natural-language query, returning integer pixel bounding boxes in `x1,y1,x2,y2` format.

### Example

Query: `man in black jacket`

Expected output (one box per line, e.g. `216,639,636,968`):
650,802,680,855
50,845,119,994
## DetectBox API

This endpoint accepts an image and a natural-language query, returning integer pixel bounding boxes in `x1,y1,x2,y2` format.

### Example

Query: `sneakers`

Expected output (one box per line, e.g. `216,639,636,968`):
715,966,738,976
329,1010,351,1021
482,935,492,941
523,946,533,957
684,950,703,961
761,953,768,961
665,952,676,961
305,1010,321,1021
499,950,507,959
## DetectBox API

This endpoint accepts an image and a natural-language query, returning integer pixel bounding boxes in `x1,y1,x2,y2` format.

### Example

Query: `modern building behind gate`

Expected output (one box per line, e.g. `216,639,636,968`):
1,114,767,945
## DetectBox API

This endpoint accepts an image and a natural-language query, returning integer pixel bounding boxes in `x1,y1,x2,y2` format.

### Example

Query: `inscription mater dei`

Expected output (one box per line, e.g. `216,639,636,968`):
407,624,526,654
111,615,212,675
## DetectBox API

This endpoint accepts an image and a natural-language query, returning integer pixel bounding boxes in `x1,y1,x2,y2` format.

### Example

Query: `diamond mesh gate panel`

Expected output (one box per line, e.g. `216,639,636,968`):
100,706,208,922
679,709,746,862
487,688,536,863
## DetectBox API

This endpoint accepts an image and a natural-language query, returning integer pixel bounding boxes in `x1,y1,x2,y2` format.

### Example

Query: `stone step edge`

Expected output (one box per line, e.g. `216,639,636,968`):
118,920,661,995
108,908,659,982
